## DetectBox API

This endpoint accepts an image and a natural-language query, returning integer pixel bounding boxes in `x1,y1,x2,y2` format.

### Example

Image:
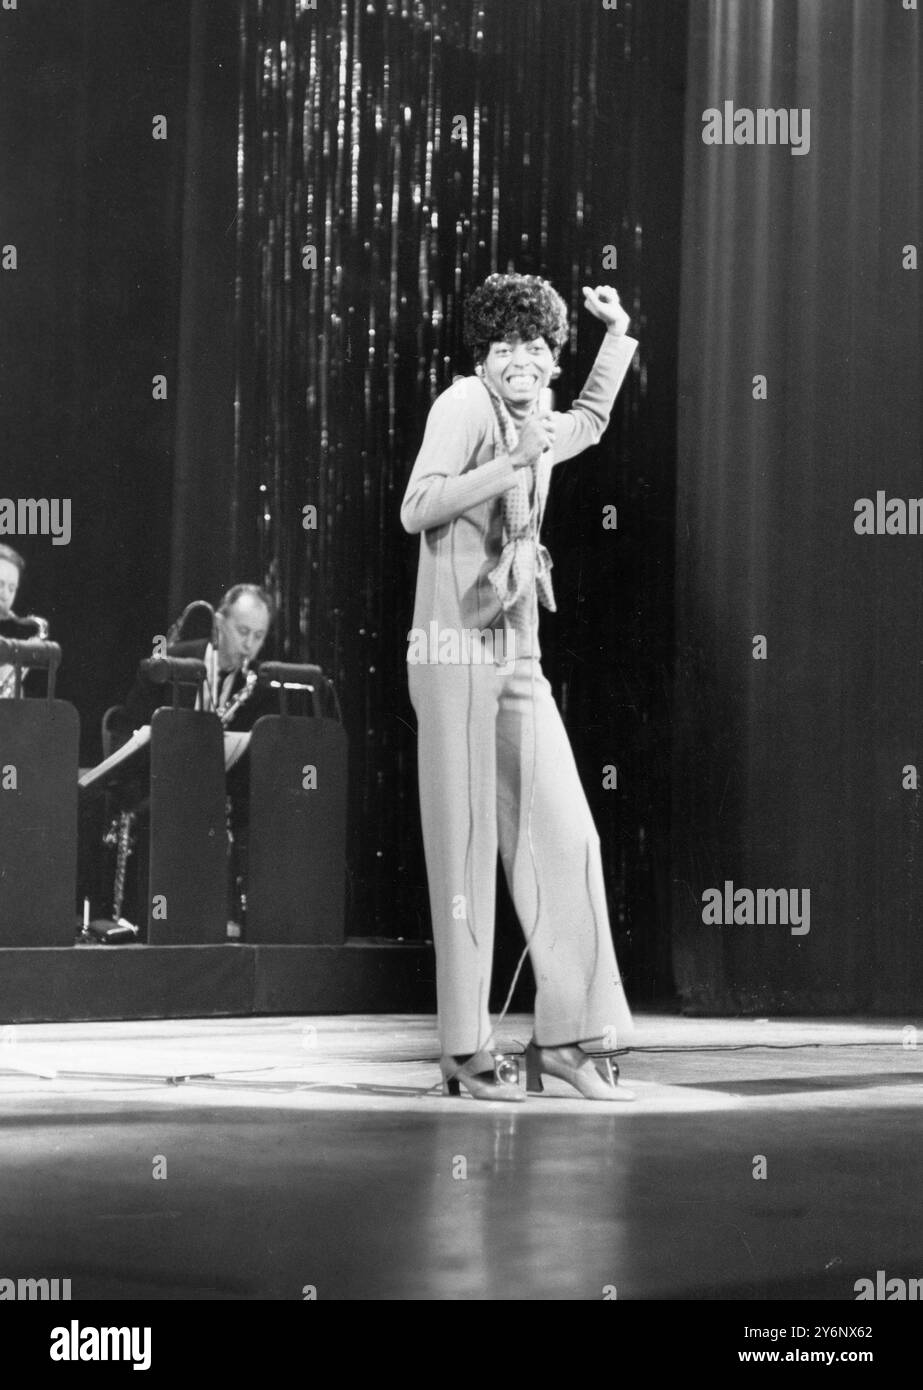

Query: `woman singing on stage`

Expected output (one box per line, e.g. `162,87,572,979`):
401,273,639,1102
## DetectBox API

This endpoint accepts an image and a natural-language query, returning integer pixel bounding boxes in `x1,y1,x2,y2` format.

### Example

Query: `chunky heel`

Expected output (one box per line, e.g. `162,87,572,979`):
525,1041,545,1094
439,1055,525,1102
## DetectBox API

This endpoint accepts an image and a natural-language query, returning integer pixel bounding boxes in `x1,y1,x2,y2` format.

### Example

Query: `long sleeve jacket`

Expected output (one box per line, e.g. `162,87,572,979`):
400,330,638,659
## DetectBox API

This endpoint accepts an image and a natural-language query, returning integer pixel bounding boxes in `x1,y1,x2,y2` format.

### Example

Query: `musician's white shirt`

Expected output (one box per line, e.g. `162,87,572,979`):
196,641,237,715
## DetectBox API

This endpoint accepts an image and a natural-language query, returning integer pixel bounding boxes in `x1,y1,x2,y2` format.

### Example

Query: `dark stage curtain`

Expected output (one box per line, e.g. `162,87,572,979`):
173,0,686,988
169,2,241,614
673,1,921,1010
1,1,194,762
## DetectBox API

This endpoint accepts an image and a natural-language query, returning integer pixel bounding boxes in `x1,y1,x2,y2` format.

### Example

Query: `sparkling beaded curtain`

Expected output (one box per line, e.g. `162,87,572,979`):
233,0,664,952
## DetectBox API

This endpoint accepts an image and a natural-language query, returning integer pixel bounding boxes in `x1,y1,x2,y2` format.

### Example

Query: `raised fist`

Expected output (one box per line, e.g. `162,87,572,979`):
582,284,631,336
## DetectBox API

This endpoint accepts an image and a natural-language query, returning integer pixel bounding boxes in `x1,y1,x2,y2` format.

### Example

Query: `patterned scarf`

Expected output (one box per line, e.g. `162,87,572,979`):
482,382,556,614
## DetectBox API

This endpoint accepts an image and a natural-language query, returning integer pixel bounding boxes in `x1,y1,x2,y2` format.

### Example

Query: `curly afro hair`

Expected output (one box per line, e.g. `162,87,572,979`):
463,273,569,364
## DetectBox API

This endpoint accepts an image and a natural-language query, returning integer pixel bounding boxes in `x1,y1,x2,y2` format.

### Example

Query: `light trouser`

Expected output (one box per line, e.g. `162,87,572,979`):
408,656,633,1073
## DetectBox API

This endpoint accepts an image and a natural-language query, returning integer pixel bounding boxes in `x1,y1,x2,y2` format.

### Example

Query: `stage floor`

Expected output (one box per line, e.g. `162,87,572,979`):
1,1012,921,1300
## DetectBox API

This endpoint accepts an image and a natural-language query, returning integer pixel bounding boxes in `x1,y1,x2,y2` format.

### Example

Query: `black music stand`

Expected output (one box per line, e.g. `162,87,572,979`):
147,705,227,944
0,639,78,946
246,664,347,944
78,656,228,943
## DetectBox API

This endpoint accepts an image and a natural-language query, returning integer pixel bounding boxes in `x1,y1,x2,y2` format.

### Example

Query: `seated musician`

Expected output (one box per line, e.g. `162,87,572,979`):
0,544,21,625
122,583,277,735
103,583,278,935
0,544,49,699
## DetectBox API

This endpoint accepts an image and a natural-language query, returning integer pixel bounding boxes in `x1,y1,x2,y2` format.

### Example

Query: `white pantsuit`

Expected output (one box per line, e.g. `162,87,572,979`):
409,657,633,1070
401,329,639,1069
